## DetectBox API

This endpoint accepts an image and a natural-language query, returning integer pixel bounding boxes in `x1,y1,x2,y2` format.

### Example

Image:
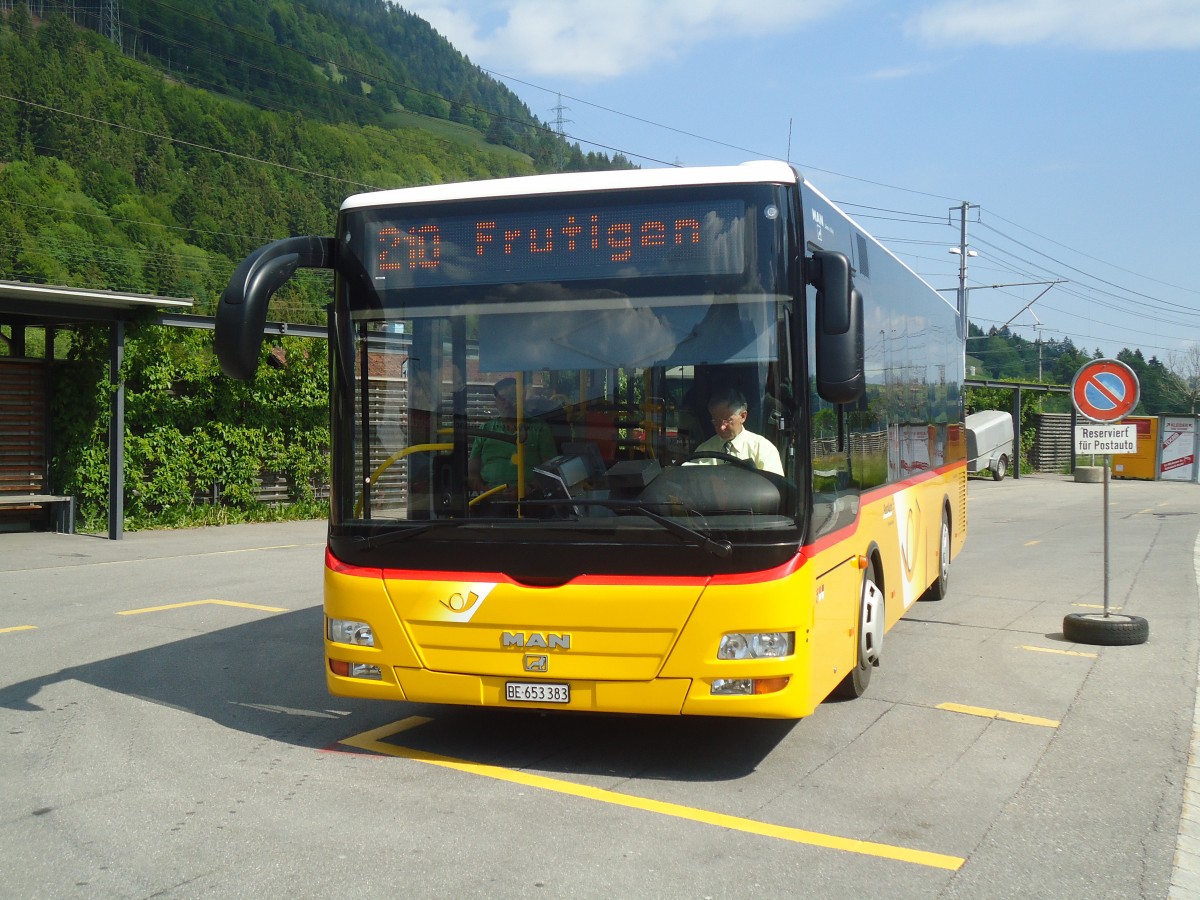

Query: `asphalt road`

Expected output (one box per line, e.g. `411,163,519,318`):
2,472,1198,899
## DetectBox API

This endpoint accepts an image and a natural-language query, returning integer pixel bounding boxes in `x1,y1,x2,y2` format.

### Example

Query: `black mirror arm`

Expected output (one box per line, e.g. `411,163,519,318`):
216,236,336,380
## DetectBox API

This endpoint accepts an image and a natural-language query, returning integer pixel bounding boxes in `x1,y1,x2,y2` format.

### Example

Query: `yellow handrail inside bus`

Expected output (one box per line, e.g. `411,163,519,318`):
468,484,508,507
354,442,452,517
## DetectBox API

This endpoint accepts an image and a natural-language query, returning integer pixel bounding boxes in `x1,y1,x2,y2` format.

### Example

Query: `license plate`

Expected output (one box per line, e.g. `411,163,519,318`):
505,681,570,704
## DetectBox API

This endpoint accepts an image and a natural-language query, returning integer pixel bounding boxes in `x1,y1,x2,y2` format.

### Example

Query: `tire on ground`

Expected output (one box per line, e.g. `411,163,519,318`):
1062,612,1149,646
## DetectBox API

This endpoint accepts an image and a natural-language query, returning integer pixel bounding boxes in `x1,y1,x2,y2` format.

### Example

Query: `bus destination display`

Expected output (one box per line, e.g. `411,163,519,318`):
370,198,746,288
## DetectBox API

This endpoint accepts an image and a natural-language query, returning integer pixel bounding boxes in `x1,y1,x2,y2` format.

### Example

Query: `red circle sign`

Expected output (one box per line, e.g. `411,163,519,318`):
1071,359,1140,423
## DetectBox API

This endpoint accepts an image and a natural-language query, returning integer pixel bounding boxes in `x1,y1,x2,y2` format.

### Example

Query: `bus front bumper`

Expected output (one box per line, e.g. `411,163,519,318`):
326,663,817,719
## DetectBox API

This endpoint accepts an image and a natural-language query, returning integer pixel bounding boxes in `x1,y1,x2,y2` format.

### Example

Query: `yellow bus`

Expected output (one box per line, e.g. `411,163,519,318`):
216,161,966,718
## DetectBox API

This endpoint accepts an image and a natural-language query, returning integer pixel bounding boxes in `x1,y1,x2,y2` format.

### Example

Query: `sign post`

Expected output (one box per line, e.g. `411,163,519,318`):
1063,359,1149,645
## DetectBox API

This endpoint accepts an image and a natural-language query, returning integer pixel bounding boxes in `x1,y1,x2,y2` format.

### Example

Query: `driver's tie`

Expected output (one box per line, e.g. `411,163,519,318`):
724,440,736,457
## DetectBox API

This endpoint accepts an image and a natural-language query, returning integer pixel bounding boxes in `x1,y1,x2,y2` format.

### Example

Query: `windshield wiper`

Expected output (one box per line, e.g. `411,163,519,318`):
354,519,471,552
523,498,733,559
354,501,734,560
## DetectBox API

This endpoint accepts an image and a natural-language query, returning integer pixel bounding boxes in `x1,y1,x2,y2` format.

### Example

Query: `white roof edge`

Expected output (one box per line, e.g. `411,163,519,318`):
0,280,193,309
799,178,953,306
341,161,798,210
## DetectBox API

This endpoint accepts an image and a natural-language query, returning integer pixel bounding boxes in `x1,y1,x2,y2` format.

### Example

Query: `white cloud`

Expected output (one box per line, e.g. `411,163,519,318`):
399,0,843,80
864,61,942,81
908,0,1200,50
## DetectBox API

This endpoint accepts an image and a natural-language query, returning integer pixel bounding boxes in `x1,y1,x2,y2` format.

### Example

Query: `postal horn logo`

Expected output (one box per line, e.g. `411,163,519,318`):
441,590,479,613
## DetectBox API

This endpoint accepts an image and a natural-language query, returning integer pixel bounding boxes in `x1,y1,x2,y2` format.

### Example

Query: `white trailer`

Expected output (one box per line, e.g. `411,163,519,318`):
966,410,1014,481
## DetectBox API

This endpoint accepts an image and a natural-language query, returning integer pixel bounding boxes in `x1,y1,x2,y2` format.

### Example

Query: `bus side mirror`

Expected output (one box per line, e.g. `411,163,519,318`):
215,236,335,380
808,250,865,404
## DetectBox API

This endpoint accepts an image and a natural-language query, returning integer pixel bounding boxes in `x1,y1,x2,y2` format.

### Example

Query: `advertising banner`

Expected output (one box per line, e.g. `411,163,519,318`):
1158,416,1198,481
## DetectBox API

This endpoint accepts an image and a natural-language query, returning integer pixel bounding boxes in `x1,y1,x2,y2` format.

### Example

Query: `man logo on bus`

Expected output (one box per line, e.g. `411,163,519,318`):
502,632,571,650
524,655,549,672
811,208,834,242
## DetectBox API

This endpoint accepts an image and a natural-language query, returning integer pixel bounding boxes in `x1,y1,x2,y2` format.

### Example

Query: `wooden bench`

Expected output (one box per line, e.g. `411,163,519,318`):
0,493,76,533
0,359,76,533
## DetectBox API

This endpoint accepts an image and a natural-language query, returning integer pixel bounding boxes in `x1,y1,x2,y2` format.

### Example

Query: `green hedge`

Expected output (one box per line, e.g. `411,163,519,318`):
50,323,329,531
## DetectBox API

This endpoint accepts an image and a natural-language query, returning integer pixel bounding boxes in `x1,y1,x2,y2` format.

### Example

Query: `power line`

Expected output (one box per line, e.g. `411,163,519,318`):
0,92,377,190
478,66,963,200
130,0,617,162
975,218,1200,314
92,1,1200,315
966,234,1200,324
15,1,1200,359
984,208,1200,298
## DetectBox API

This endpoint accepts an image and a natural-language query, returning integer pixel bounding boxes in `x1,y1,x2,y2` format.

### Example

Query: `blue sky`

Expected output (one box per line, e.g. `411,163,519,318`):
398,0,1200,372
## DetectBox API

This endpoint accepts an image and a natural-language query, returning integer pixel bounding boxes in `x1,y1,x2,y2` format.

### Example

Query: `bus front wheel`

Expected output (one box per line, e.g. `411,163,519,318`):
833,559,883,700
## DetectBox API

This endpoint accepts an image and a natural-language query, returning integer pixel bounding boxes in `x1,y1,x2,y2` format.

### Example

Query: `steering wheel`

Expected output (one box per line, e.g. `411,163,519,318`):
681,450,758,470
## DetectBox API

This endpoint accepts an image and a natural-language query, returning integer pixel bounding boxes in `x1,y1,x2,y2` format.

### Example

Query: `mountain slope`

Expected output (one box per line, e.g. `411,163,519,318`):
0,2,628,319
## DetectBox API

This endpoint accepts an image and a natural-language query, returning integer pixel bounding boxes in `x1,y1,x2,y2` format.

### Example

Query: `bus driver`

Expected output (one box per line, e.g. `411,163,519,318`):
692,387,784,476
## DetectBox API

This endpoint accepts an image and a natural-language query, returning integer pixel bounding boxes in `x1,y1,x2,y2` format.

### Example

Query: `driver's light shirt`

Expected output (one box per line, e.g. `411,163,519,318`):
694,428,784,476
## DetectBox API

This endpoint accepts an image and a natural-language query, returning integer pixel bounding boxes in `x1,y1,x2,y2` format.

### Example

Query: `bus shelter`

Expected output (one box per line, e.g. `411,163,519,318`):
0,280,192,540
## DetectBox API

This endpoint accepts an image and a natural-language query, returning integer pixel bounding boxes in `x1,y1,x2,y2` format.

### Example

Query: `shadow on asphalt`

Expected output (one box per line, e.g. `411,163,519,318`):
0,606,795,782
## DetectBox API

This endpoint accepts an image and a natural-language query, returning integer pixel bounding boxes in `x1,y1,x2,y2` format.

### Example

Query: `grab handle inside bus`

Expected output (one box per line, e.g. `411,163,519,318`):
215,236,336,380
808,250,865,404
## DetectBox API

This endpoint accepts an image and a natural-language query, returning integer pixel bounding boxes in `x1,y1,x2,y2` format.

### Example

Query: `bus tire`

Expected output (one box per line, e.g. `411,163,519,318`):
923,511,951,602
833,559,883,699
1063,612,1149,646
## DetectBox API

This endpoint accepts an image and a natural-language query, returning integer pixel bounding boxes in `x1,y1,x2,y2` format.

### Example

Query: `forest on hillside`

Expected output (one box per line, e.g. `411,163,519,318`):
0,1,633,530
0,0,631,322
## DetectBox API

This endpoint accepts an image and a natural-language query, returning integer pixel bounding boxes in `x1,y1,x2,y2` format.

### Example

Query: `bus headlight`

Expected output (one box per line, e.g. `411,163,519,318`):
327,618,375,647
711,677,789,696
717,631,794,660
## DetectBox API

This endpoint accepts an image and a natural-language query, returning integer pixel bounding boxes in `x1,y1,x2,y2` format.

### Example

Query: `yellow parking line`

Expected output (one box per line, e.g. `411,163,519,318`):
937,703,1059,728
118,599,287,615
1073,603,1122,610
0,625,37,634
340,718,964,871
1019,645,1098,658
1024,540,1040,546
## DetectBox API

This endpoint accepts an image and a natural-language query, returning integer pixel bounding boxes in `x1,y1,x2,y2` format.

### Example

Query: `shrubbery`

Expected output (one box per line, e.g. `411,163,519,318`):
50,325,330,531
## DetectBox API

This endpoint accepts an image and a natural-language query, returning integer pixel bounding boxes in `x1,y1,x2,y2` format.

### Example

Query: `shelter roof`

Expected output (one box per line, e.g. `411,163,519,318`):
0,280,192,324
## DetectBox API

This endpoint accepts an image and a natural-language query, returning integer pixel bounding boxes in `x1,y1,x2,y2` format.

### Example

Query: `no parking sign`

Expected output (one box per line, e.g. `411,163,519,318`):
1071,359,1140,423
1063,357,1150,646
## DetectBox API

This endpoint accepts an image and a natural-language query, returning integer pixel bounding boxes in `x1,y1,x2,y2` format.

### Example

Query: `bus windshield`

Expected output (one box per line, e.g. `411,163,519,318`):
331,182,802,552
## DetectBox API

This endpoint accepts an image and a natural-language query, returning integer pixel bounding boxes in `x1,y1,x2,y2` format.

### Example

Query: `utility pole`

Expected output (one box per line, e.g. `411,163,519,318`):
1028,310,1046,381
949,201,979,329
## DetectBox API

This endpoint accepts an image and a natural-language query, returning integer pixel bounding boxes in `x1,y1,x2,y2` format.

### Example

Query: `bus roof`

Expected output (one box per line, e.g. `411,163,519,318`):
341,161,799,211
